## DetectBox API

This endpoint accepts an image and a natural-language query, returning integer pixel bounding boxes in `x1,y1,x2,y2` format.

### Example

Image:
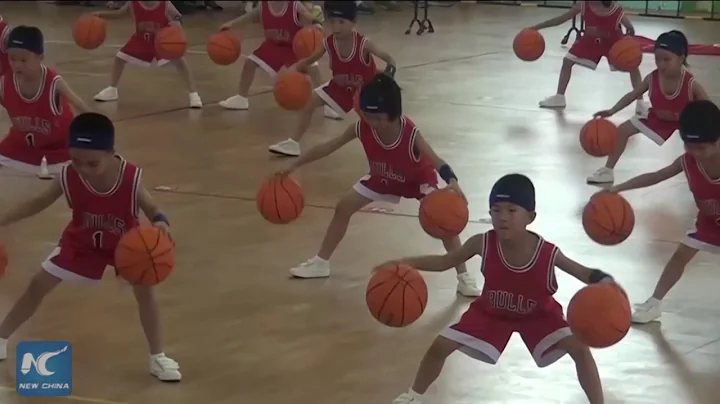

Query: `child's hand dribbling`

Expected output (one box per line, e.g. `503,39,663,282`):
447,180,468,205
219,23,232,31
153,222,174,244
593,110,613,118
275,166,295,177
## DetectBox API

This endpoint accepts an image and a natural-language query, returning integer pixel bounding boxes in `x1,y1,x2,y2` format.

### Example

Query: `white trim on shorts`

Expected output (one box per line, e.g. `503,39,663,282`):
247,55,318,78
0,154,68,175
116,51,170,68
564,53,619,72
352,176,436,204
682,228,720,254
41,247,107,285
629,116,675,146
531,327,572,368
314,81,346,117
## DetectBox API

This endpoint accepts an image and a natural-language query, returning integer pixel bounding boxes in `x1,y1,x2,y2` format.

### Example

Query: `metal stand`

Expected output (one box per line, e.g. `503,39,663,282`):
406,0,434,36
561,13,583,45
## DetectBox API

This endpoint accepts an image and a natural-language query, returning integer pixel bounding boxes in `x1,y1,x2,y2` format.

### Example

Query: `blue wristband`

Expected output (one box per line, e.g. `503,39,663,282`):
153,213,170,226
438,164,457,183
589,269,611,284
384,64,396,78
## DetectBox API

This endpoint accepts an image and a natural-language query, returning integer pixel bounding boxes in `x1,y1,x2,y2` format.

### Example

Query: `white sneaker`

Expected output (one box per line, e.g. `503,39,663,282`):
290,257,331,278
219,95,249,110
324,106,342,120
457,272,480,297
586,167,614,184
94,86,118,102
37,156,53,180
149,354,181,382
632,297,662,324
635,100,649,116
539,94,566,109
269,139,301,157
189,92,203,109
0,338,7,360
393,392,424,404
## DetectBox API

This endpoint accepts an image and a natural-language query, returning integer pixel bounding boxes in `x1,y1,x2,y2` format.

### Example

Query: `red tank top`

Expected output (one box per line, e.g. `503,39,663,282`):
130,1,169,42
475,230,559,320
0,17,10,77
324,31,377,92
259,1,302,45
648,69,694,122
59,158,142,258
356,116,436,187
581,2,624,41
681,153,720,230
0,65,73,164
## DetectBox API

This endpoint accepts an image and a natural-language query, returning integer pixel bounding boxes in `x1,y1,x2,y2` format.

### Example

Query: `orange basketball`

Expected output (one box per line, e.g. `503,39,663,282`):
115,226,175,286
608,37,642,72
207,30,241,65
292,26,323,59
513,28,545,62
580,118,618,157
155,26,187,60
419,189,469,239
367,264,428,327
72,14,106,50
0,241,7,277
273,71,312,111
567,283,631,348
256,175,305,224
582,192,635,245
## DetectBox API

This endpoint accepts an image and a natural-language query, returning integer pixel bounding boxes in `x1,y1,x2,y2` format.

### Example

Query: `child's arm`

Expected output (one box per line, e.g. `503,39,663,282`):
93,1,130,18
609,157,683,193
692,81,710,101
165,2,183,26
413,133,465,202
296,2,322,26
282,123,356,174
294,45,327,72
56,78,90,114
554,250,616,285
0,180,64,226
620,15,635,36
365,39,397,77
383,234,484,272
137,185,171,233
220,8,260,30
530,4,580,30
595,74,650,117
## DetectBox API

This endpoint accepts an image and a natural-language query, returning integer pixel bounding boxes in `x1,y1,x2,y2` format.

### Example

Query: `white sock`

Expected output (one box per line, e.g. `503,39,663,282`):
150,353,165,360
0,338,7,345
409,388,423,398
648,297,661,306
313,256,329,264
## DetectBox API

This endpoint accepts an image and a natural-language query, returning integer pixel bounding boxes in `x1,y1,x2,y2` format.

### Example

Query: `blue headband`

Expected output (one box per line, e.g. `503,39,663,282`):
69,133,114,150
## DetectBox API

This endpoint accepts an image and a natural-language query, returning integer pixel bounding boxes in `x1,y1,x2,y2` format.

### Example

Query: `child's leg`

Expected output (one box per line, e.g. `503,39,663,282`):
555,336,603,404
268,93,326,157
393,336,460,404
219,58,259,110
94,56,127,101
539,58,576,108
132,285,181,382
0,270,62,359
540,37,601,108
289,189,373,278
632,243,698,323
586,120,640,184
628,67,648,114
306,64,342,120
172,57,202,108
441,236,480,297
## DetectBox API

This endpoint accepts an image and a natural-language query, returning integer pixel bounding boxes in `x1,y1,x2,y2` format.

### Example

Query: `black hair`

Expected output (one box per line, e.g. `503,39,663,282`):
679,100,720,144
359,73,402,120
69,112,115,151
324,1,358,22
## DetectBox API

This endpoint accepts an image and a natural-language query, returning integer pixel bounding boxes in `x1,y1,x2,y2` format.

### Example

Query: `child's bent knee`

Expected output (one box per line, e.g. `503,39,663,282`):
27,271,61,298
426,336,460,359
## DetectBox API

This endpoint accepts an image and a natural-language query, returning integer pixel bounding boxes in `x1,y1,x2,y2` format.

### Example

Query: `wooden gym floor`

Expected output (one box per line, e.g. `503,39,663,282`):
0,2,719,403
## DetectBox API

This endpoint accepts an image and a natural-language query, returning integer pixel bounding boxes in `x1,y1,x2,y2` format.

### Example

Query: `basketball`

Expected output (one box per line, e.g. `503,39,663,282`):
513,28,545,62
292,26,323,59
257,175,305,224
0,241,7,276
567,283,631,348
155,26,187,60
580,118,618,157
115,226,175,286
582,192,635,245
72,14,106,50
273,71,312,111
609,37,642,72
207,30,241,65
366,263,428,327
419,189,469,239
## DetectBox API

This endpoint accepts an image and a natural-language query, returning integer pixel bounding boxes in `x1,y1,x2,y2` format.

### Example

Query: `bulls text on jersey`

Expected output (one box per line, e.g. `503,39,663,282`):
485,290,538,315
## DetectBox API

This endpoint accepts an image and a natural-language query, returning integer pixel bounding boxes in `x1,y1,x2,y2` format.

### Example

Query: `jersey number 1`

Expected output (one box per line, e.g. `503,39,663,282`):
93,231,103,249
25,133,35,148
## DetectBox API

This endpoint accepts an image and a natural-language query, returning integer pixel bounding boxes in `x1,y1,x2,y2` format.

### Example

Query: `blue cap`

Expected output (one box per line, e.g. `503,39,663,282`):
489,174,536,212
6,26,44,55
68,113,115,151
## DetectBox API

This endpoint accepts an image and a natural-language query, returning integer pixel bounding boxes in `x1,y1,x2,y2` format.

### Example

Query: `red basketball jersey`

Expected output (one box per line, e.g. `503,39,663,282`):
581,1,624,40
356,116,436,189
0,17,10,77
59,158,142,258
324,31,377,92
130,1,169,41
648,69,694,122
476,230,560,320
259,1,302,45
681,152,720,232
0,65,72,165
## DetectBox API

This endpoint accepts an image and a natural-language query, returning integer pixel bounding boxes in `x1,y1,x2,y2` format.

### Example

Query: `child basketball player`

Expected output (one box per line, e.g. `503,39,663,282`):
218,1,334,116
588,30,708,184
0,26,90,178
277,74,480,296
389,173,622,404
609,100,720,324
531,1,646,113
0,112,181,381
268,1,397,157
0,16,11,76
92,1,202,108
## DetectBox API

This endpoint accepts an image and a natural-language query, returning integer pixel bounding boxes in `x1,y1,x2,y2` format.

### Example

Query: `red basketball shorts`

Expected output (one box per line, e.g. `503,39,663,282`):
0,134,69,174
248,40,297,77
315,81,358,117
566,35,619,71
42,246,116,284
353,174,439,203
440,299,572,368
117,33,170,67
630,112,678,145
683,216,720,254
